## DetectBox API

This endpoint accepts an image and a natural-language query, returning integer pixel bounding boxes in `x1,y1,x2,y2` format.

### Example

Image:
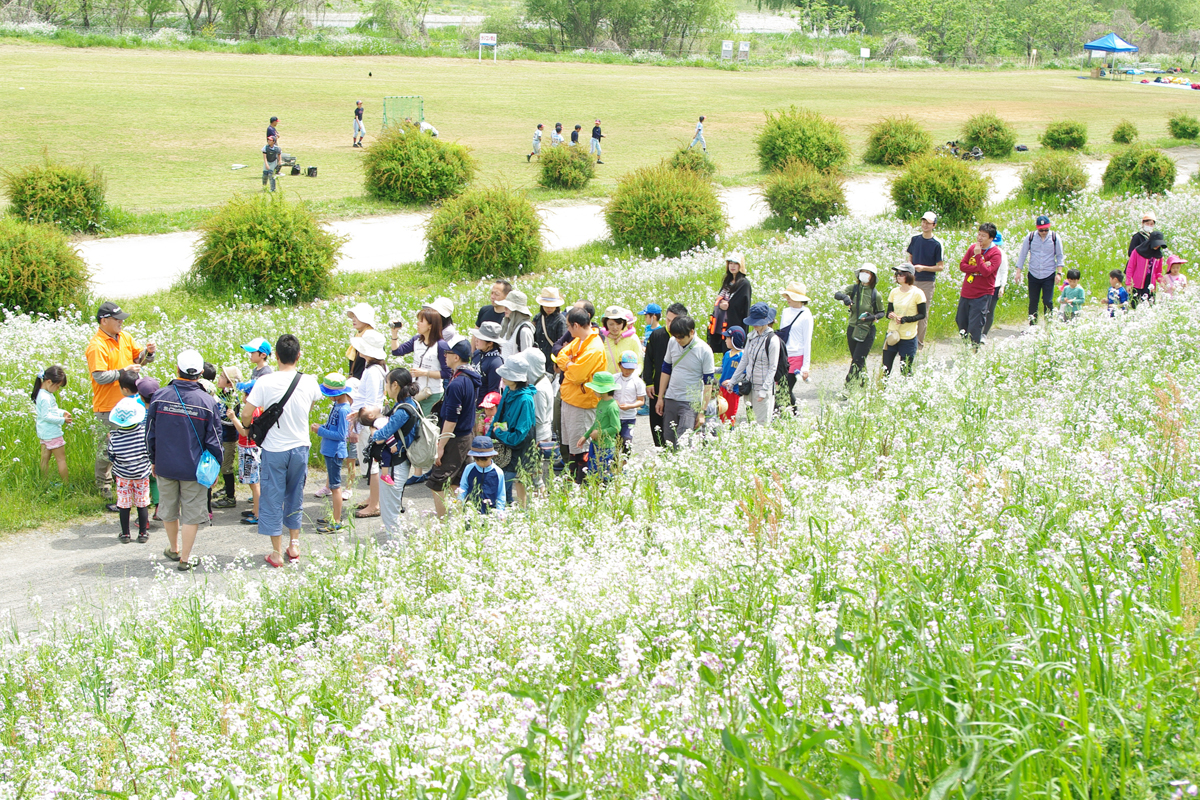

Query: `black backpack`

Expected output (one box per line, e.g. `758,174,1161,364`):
248,373,301,447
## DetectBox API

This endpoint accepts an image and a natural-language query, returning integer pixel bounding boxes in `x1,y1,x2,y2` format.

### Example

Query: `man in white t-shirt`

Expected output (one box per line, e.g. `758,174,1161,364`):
242,334,322,567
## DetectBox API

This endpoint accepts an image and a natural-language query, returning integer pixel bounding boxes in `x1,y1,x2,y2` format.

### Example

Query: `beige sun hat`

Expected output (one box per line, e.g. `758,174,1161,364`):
536,286,565,307
725,251,747,270
781,281,810,302
495,289,531,316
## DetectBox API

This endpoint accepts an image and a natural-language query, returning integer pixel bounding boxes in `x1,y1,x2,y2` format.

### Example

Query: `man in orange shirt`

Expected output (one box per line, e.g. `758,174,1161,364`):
553,306,606,483
86,301,156,509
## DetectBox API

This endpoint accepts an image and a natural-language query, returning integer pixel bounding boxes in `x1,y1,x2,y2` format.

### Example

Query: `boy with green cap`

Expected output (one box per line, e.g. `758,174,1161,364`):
576,371,621,478
311,373,352,533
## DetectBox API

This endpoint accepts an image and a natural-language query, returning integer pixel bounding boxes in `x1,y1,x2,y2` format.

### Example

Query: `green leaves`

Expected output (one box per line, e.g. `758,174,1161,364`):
425,187,543,278
1019,151,1087,213
538,146,596,191
763,158,846,229
363,123,477,205
0,217,88,317
755,107,850,174
864,117,933,167
889,155,989,226
3,159,107,233
604,164,726,258
960,113,1017,159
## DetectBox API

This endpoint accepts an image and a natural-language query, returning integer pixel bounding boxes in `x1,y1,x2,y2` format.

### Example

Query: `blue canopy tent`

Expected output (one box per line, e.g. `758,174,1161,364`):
1084,33,1139,77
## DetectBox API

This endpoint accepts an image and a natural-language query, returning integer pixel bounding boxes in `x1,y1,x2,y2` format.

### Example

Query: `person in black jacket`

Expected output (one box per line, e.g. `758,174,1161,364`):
643,302,686,448
532,287,568,376
1128,211,1156,256
706,252,752,356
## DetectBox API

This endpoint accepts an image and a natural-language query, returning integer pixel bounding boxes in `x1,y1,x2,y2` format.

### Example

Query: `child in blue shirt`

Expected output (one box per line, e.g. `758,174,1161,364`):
718,326,745,424
458,436,506,514
33,365,72,483
1107,269,1130,316
312,373,351,532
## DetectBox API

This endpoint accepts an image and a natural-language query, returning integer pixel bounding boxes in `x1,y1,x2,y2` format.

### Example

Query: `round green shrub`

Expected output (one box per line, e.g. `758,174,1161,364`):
1111,119,1138,144
863,116,932,166
1018,151,1088,212
191,194,343,304
755,106,850,173
425,188,543,278
605,165,726,258
762,158,846,228
363,124,477,204
0,217,88,316
1038,120,1088,151
890,155,990,226
537,145,596,190
667,147,718,180
3,160,106,233
960,112,1018,158
1168,111,1200,140
1102,144,1178,195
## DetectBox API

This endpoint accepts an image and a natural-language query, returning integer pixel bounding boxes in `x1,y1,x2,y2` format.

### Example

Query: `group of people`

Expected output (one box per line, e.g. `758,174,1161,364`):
528,120,605,163
31,210,1187,569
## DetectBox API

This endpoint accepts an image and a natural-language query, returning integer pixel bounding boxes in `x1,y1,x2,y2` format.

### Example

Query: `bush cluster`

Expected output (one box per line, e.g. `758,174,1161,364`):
362,124,476,204
3,161,107,233
960,112,1018,158
1039,120,1088,150
667,147,717,180
762,159,846,228
1111,120,1138,144
863,116,932,166
890,155,990,226
1018,152,1088,212
605,165,725,258
537,145,595,190
1168,111,1200,140
0,218,88,317
755,107,850,173
425,188,543,278
1102,144,1177,195
190,194,343,304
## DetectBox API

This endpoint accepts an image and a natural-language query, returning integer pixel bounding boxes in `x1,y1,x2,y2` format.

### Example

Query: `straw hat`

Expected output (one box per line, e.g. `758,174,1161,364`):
536,287,565,307
781,281,810,302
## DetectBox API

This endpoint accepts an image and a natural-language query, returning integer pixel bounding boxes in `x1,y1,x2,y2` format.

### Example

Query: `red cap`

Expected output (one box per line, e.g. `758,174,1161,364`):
480,391,502,408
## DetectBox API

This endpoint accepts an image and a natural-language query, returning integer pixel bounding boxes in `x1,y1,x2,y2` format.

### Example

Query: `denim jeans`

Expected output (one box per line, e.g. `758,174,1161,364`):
1027,273,1056,323
258,445,309,537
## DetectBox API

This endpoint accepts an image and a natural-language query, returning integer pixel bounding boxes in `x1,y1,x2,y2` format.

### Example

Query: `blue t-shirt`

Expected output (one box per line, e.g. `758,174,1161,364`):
317,403,350,459
720,350,743,383
905,234,944,282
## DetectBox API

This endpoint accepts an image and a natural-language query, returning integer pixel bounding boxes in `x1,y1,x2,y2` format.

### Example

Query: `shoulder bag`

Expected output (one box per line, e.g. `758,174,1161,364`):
248,373,302,447
173,384,221,487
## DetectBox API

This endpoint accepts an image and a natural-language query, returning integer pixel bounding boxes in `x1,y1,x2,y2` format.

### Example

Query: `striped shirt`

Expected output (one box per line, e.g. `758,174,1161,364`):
107,421,152,479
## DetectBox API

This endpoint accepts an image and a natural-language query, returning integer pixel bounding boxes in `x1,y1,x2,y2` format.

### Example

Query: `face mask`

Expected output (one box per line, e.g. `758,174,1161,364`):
1143,223,1155,233
858,272,871,284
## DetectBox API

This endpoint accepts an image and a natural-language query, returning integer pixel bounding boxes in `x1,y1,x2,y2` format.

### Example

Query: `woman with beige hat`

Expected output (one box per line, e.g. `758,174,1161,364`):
532,287,568,375
345,302,377,380
496,289,535,360
778,281,813,413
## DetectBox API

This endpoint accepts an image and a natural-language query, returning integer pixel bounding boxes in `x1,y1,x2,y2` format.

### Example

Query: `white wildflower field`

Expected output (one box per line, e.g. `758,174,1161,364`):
2,191,1200,797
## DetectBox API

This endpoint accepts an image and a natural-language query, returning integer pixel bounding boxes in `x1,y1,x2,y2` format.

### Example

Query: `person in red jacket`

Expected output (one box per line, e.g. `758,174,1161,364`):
956,222,1001,349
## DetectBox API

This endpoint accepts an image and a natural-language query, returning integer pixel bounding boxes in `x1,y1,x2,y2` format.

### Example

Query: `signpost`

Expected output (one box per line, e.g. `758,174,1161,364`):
737,41,750,62
721,40,733,61
860,47,870,71
479,33,497,62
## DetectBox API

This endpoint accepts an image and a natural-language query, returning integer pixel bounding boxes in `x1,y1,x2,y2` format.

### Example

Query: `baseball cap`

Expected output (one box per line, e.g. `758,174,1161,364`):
97,301,130,321
893,262,915,275
135,376,159,402
479,391,502,408
921,211,937,223
447,337,471,363
619,351,639,367
236,380,256,394
1036,215,1051,229
241,337,272,356
639,303,663,316
177,349,204,377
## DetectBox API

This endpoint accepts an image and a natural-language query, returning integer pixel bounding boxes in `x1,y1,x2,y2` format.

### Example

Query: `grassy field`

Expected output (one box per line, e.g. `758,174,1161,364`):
0,41,1190,215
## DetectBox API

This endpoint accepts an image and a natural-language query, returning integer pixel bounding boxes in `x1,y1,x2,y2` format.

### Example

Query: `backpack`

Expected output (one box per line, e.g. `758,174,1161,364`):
397,399,439,472
1025,231,1058,249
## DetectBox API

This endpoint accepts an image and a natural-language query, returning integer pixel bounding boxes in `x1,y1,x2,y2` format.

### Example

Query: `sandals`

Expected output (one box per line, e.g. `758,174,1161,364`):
355,502,369,510
137,530,150,544
286,544,301,562
354,509,380,519
177,560,193,572
264,553,285,568
119,532,131,544
163,547,180,562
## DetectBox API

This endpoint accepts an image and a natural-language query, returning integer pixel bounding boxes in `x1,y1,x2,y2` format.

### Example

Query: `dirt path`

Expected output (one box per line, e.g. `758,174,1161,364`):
0,323,1025,634
76,148,1200,299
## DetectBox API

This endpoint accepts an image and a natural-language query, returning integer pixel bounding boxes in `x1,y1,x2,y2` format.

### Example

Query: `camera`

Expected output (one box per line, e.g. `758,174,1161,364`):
390,319,404,331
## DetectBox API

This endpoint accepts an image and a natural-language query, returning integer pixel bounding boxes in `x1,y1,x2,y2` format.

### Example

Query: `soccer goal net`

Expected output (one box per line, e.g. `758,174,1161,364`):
383,96,423,128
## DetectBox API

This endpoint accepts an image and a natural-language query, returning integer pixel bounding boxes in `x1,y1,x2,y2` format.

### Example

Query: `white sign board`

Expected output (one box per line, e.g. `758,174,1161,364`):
479,33,497,45
860,47,870,58
721,40,733,60
737,41,750,62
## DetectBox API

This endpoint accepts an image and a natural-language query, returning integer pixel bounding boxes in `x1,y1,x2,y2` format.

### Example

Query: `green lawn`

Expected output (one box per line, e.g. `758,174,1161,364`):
0,41,1182,214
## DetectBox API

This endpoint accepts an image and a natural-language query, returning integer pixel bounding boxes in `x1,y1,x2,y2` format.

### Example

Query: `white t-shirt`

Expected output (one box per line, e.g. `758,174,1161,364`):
247,370,321,452
614,373,646,420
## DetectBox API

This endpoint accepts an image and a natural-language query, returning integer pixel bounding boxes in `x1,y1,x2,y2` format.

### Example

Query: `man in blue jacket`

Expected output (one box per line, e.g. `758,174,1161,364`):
148,349,222,571
429,337,481,518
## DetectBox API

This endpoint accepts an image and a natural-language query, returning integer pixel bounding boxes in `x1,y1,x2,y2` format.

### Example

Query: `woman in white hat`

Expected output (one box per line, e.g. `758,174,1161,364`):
778,281,813,412
345,302,377,380
347,328,388,517
707,252,753,356
496,289,535,360
599,306,641,373
532,287,568,376
425,297,457,341
881,263,926,377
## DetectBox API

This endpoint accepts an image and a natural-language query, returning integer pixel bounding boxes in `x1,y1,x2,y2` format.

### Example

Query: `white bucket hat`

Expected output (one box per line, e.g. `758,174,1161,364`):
346,302,377,329
350,329,387,360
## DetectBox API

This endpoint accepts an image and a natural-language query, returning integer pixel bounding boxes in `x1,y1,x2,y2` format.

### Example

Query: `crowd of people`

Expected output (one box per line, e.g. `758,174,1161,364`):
29,210,1185,569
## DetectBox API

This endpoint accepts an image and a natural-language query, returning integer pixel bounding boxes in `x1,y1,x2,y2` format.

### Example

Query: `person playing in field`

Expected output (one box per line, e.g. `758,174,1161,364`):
34,365,72,483
590,119,604,164
353,101,365,148
1107,270,1130,316
1058,269,1086,321
689,115,707,151
528,124,544,162
551,123,564,147
570,124,582,146
262,135,281,192
267,116,279,141
420,120,439,137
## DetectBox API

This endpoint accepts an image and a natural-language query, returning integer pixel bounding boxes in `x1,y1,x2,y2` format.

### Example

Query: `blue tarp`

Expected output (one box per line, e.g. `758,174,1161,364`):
1084,33,1139,53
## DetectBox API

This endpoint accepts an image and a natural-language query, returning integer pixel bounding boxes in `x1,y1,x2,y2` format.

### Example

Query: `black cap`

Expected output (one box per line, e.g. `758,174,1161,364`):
97,301,130,321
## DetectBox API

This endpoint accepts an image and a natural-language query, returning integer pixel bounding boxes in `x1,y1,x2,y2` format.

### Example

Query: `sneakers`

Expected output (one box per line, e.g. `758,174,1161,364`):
119,531,131,543
240,515,258,525
404,473,428,488
341,489,352,501
163,547,180,561
213,496,237,509
316,521,345,534
637,404,649,416
596,160,604,164
314,486,332,498
380,474,395,486
527,154,531,162
137,530,150,543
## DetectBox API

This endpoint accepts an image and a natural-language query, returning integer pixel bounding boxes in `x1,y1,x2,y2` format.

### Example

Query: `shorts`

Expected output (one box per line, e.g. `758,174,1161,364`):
427,434,471,493
787,355,806,374
325,454,343,489
238,444,261,484
157,478,210,526
619,419,636,441
346,439,358,462
41,436,66,451
115,476,151,509
222,441,236,474
560,402,597,455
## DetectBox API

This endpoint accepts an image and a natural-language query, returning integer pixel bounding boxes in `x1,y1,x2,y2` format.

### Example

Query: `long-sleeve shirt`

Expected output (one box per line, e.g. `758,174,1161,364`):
555,330,606,409
642,326,671,394
1015,231,1065,279
959,244,1002,299
459,463,506,512
1059,285,1086,316
317,402,350,459
532,376,554,444
602,328,642,372
35,389,67,441
391,336,451,393
729,328,780,393
107,421,152,480
532,311,568,375
584,397,621,449
489,385,536,447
